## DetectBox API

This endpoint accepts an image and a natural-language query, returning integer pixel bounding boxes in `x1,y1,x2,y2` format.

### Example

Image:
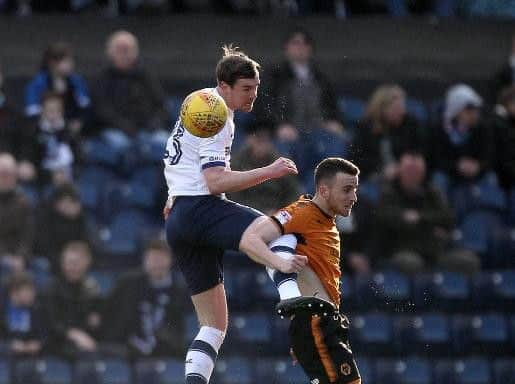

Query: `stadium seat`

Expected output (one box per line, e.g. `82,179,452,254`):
452,313,509,355
0,359,9,384
74,359,131,384
396,313,451,356
406,98,428,124
213,357,253,384
185,312,200,344
226,313,272,354
14,358,71,384
337,96,366,128
270,315,292,356
350,313,394,355
355,357,374,384
251,270,279,310
134,358,183,384
413,272,470,312
434,358,491,384
99,209,155,258
375,357,432,384
166,96,182,122
472,270,515,312
362,271,411,312
451,174,507,219
489,227,515,268
457,210,504,255
493,359,515,384
340,274,355,312
82,138,122,168
511,315,515,352
77,166,119,218
510,187,515,225
88,269,116,297
255,358,308,384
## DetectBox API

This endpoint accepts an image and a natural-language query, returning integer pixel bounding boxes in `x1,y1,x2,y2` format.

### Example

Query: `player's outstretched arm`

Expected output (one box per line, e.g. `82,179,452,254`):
203,157,297,195
239,216,307,274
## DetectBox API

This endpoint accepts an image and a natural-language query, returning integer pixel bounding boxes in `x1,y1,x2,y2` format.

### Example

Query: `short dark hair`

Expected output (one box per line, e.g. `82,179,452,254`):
216,44,260,87
314,157,359,188
42,42,72,69
7,272,34,294
283,28,314,47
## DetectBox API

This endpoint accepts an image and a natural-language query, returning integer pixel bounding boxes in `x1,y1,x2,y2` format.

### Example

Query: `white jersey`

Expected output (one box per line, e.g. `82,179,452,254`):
164,88,235,197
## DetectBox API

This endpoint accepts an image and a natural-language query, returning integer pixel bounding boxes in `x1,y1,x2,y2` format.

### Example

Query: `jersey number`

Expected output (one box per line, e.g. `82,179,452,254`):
164,120,185,165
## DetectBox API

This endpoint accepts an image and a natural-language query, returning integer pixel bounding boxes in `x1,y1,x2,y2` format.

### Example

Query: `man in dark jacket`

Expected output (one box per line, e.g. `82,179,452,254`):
94,30,168,139
0,153,34,272
103,239,187,358
373,151,480,274
491,86,515,191
44,241,102,358
257,28,340,133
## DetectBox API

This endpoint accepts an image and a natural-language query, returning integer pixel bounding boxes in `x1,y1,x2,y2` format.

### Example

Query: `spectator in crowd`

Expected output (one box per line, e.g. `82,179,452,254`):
34,183,90,271
103,239,187,358
229,127,300,214
0,64,36,183
259,28,341,133
0,273,51,356
490,86,515,191
429,84,493,190
491,34,515,103
45,241,103,358
25,92,76,186
373,151,480,274
25,42,90,133
350,84,424,181
0,153,34,273
94,30,169,151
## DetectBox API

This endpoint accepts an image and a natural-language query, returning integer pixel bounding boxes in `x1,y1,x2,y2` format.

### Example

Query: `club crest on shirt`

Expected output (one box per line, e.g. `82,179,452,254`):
275,210,292,225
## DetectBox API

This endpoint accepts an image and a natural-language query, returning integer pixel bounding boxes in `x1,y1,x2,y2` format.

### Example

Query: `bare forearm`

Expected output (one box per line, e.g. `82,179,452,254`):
239,232,282,270
205,168,270,195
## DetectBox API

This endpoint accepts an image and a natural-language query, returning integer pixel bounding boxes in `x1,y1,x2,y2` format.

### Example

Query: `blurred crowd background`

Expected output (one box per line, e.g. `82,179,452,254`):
0,1,515,383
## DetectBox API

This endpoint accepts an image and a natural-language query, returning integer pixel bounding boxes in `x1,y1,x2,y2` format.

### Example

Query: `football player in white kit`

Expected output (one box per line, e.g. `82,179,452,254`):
163,45,308,383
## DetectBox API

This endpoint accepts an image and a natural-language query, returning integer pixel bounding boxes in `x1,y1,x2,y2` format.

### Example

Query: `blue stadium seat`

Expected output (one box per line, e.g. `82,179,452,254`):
406,98,428,124
0,359,9,384
82,137,122,168
166,96,182,122
453,314,509,355
14,358,71,384
227,313,272,354
452,174,507,219
74,359,131,384
457,210,504,255
355,357,374,384
435,358,491,384
134,358,183,384
471,270,515,311
511,315,515,352
375,357,432,384
362,271,411,311
510,187,515,225
489,227,515,268
494,359,515,384
356,180,381,205
338,96,366,127
413,272,470,312
214,357,253,384
77,166,119,216
255,358,308,384
350,313,394,355
252,270,279,310
340,275,355,312
397,313,451,356
99,209,155,257
88,269,116,297
185,313,200,344
270,316,292,356
18,183,39,207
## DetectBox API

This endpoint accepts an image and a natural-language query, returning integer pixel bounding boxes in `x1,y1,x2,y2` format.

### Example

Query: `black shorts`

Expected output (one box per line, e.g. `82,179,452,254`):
165,195,262,295
289,311,360,384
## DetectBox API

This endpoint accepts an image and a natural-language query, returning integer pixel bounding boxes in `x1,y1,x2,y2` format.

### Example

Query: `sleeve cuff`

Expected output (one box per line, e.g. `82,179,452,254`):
269,216,284,235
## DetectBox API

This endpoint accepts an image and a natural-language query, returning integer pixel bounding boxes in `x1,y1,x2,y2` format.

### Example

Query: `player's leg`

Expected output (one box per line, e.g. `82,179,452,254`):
289,311,361,384
186,283,227,384
266,235,335,317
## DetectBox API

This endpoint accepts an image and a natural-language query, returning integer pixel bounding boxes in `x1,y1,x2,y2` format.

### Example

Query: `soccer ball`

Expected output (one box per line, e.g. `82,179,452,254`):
180,90,228,138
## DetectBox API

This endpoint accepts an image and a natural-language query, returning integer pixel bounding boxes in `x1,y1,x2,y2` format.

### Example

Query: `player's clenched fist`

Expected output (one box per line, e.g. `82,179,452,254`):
276,254,308,274
266,157,298,179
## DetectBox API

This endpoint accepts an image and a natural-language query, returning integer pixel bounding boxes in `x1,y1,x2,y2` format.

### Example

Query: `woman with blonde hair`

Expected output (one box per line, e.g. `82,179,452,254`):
351,84,424,180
